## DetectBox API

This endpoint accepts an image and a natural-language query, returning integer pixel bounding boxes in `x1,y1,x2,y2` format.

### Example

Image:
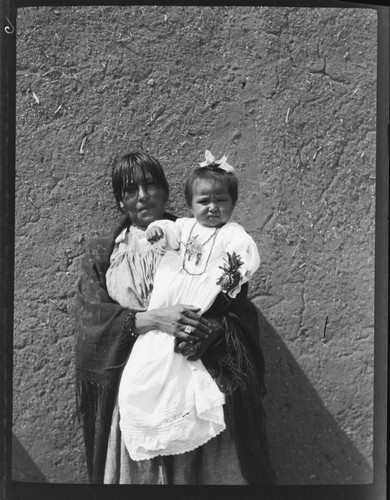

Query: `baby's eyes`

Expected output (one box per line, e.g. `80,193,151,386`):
197,198,229,203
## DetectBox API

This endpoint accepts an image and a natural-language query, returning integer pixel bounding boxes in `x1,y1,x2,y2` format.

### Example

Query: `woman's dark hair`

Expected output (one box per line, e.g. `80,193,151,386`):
184,164,238,207
112,152,169,211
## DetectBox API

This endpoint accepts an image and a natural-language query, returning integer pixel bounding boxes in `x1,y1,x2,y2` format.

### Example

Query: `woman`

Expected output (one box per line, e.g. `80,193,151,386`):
75,152,276,485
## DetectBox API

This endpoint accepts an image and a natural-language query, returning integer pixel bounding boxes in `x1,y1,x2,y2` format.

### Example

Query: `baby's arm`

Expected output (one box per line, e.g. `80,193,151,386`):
146,218,183,250
145,225,164,243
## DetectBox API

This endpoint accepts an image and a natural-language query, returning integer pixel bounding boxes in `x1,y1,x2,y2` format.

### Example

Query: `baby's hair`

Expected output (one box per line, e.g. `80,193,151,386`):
184,164,238,207
112,152,169,210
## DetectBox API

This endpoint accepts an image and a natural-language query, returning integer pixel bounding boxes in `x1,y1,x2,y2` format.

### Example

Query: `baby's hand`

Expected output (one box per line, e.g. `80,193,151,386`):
146,226,164,243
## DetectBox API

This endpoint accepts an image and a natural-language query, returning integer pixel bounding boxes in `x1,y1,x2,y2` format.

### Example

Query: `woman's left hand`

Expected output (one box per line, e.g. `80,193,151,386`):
174,317,225,360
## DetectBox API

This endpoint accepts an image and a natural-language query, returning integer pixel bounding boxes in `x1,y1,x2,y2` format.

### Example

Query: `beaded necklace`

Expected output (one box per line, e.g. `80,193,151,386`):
180,221,220,276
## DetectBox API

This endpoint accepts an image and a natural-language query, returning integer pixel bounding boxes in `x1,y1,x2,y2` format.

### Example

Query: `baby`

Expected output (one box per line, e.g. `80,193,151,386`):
118,151,260,460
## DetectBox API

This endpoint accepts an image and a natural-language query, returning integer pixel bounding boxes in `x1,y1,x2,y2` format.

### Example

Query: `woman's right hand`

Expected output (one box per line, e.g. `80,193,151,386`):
135,304,212,342
175,317,225,360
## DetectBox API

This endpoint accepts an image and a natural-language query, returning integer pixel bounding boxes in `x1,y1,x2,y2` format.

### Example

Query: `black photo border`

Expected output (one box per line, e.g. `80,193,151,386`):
1,1,388,499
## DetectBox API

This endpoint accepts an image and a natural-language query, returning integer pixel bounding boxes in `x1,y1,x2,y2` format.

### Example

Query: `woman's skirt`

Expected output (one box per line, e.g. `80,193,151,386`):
104,404,247,485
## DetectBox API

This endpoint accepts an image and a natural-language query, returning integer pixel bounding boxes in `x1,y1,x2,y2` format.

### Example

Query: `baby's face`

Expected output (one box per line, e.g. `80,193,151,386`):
190,178,234,228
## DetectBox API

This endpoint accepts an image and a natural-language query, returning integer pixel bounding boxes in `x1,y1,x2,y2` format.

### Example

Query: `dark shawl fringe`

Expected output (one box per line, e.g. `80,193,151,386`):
75,368,120,483
203,289,276,485
225,315,276,485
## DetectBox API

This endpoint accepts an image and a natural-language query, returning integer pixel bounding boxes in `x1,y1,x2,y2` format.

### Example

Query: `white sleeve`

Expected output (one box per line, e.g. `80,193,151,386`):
147,219,182,250
220,223,260,297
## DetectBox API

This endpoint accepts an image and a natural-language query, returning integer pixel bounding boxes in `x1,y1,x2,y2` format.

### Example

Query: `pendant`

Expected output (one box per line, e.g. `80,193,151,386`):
185,236,202,265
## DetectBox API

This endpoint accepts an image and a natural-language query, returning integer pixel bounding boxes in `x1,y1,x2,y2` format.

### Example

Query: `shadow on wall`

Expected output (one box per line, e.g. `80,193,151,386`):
258,311,373,485
11,313,373,485
12,434,47,482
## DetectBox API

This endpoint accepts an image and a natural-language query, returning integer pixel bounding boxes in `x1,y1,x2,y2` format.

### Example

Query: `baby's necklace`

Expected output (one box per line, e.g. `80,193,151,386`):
181,221,220,276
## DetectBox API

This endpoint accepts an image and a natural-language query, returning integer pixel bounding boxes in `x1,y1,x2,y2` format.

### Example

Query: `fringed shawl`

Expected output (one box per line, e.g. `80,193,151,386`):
204,290,276,485
74,215,275,484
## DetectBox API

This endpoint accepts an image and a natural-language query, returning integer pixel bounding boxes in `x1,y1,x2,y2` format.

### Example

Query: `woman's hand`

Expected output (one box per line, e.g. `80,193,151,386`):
175,317,225,360
135,304,212,342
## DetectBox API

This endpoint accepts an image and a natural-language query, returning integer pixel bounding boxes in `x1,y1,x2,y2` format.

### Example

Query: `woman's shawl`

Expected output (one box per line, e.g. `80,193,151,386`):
75,218,134,482
205,289,276,485
74,215,275,484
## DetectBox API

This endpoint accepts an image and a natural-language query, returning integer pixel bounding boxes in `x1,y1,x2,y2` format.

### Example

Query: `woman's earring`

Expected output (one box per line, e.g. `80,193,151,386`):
119,201,125,209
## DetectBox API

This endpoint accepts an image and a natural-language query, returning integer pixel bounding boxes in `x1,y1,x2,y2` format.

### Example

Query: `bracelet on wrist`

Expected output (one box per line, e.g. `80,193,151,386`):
121,310,138,340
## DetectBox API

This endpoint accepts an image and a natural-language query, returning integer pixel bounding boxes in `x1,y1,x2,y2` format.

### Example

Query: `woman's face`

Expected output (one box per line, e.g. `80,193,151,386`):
121,176,166,229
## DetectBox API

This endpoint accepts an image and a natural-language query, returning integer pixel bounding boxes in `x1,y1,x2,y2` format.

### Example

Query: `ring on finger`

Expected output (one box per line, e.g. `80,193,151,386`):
184,325,194,334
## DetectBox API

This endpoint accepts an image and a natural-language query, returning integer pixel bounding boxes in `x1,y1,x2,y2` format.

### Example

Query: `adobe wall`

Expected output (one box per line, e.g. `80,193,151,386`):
13,5,376,483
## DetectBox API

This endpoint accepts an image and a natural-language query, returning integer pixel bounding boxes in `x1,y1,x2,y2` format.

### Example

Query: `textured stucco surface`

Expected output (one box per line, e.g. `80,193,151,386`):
13,5,376,484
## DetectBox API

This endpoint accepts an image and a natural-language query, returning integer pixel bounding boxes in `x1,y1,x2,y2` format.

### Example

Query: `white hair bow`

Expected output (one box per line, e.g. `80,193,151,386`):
199,150,234,172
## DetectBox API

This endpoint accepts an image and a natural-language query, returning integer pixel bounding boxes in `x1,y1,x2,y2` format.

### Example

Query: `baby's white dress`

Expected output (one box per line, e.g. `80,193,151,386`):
108,218,260,460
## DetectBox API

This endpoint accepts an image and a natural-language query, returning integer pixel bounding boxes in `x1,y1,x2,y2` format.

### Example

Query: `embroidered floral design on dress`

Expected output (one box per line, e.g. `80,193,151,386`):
216,251,244,294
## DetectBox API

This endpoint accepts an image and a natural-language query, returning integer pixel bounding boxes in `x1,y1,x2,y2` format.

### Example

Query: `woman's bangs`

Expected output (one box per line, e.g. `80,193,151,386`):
120,164,146,196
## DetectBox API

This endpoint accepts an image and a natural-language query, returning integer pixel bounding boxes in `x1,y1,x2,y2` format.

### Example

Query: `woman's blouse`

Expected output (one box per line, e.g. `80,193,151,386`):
106,225,166,310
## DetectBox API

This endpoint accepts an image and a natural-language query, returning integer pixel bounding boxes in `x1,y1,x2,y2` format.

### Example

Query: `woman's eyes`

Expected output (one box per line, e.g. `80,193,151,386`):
123,185,138,197
123,181,156,197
